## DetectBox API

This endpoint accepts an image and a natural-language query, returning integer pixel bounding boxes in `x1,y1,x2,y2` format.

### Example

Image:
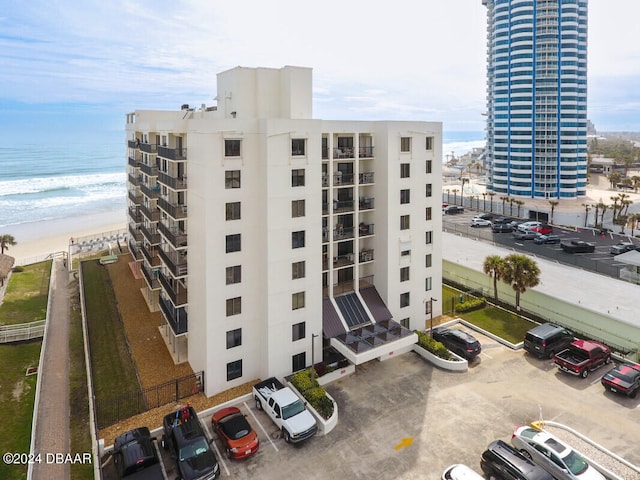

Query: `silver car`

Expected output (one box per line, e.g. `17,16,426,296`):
511,426,605,480
442,464,484,480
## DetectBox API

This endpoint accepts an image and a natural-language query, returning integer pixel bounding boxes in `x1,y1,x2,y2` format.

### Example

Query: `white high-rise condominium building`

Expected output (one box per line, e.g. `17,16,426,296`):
482,0,588,198
126,66,442,396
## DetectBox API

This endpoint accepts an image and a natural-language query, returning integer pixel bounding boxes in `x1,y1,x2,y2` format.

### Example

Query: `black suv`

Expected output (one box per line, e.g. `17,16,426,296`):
432,327,481,360
481,440,554,480
523,323,573,359
162,405,220,480
113,427,163,479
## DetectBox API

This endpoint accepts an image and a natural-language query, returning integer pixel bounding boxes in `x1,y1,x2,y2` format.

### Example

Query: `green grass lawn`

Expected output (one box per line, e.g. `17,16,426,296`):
0,261,52,325
81,260,141,428
0,342,41,480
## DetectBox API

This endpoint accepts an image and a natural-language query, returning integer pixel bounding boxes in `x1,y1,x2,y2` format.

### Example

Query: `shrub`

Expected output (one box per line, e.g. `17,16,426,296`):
289,368,335,420
415,330,451,360
456,297,486,313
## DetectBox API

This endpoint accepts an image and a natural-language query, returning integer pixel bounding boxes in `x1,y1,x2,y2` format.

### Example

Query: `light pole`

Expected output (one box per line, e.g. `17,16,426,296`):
311,333,319,372
429,297,438,337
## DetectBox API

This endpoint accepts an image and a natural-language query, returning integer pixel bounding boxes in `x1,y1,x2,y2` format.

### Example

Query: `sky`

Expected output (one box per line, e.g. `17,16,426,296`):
1,0,640,143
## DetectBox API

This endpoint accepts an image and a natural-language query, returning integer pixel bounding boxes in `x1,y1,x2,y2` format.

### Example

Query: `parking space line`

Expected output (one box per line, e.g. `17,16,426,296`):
204,419,230,477
590,374,604,386
244,401,279,452
481,351,493,359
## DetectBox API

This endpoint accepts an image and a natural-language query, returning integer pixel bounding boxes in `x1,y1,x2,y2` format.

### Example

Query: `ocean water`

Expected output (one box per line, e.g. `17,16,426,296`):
0,130,484,231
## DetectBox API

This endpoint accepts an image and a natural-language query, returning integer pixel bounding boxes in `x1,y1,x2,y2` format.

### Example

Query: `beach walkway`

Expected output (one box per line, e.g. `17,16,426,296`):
30,258,70,480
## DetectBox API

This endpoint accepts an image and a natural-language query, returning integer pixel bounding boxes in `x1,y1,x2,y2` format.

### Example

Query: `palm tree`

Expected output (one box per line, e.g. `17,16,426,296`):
501,254,541,311
500,196,509,215
581,203,591,228
599,203,609,227
0,234,17,254
548,200,559,224
631,175,640,193
608,171,622,189
610,195,619,220
483,255,505,303
629,213,640,236
514,200,524,217
488,192,496,212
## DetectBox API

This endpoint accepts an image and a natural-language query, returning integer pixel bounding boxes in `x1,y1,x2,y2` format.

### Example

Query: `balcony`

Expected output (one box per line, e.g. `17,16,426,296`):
159,248,188,277
321,175,329,188
141,261,160,289
139,143,157,154
333,147,354,159
334,226,354,241
128,238,142,261
140,183,161,199
158,222,188,249
158,145,187,161
128,206,141,223
140,203,160,222
128,224,143,242
139,162,158,177
128,140,138,149
128,156,139,167
333,200,354,213
128,173,141,186
333,253,355,268
333,280,354,296
333,173,354,186
158,171,187,191
160,295,188,336
140,224,161,245
128,189,142,204
358,223,374,237
158,197,187,220
359,172,375,184
359,249,375,263
141,244,161,268
359,197,375,210
159,271,188,306
358,146,374,158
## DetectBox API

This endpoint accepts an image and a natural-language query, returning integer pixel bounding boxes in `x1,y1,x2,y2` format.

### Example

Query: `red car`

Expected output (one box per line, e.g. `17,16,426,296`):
601,363,640,398
211,407,260,459
531,224,553,235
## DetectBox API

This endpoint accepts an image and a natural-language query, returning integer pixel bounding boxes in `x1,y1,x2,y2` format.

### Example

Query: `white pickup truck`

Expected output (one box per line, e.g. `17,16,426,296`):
253,377,317,444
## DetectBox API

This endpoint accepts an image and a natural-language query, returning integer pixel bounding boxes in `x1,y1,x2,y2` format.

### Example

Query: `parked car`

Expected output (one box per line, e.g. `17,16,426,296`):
511,426,606,480
113,427,163,480
553,339,611,378
513,230,539,240
609,242,636,255
531,224,553,235
471,218,492,227
442,464,485,480
211,406,260,459
524,323,574,359
517,221,542,232
432,327,481,360
444,205,465,215
533,234,561,245
492,216,513,224
480,439,555,480
473,213,494,221
161,405,220,480
601,362,640,398
492,223,514,233
561,240,595,253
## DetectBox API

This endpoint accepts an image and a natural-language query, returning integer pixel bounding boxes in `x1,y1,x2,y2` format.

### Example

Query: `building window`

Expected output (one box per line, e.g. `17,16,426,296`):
400,292,410,308
227,360,242,381
226,202,241,220
400,215,410,230
425,277,433,291
426,160,432,174
425,184,432,197
425,254,432,268
400,137,411,152
425,301,432,315
400,189,411,204
226,297,241,316
292,352,306,372
226,328,242,349
426,137,433,150
292,261,306,279
225,139,241,157
225,170,241,189
400,266,410,282
425,207,432,221
426,231,433,244
292,169,305,187
292,139,306,156
226,234,241,253
399,318,410,329
292,322,306,341
292,291,305,310
292,200,305,218
226,265,241,285
400,163,410,178
292,231,305,249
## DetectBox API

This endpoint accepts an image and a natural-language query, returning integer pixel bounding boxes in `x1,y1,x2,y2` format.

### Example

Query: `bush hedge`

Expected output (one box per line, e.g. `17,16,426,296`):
289,369,335,420
415,330,451,360
456,297,486,313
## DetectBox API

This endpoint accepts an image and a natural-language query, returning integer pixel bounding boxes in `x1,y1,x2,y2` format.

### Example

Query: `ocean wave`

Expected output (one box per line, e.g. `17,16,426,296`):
0,172,125,197
442,139,486,158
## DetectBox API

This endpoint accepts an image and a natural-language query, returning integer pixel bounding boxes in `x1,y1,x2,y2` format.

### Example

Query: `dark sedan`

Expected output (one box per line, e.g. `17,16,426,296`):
492,223,514,233
432,327,481,360
601,363,640,398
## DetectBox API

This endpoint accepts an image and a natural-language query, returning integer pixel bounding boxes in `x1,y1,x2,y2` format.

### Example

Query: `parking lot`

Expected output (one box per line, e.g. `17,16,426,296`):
109,327,639,479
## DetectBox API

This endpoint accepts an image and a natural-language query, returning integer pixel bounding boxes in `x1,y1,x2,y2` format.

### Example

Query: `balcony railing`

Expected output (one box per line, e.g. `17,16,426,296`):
322,175,329,188
158,171,187,191
333,253,355,268
158,197,187,220
358,146,374,158
359,172,375,184
334,226,354,241
358,223,374,237
158,222,187,249
359,197,375,210
359,249,374,263
333,173,354,186
160,295,188,336
141,261,160,289
128,156,139,167
128,206,141,223
139,143,157,154
141,244,161,268
140,224,161,245
333,200,354,213
158,145,187,160
128,238,142,261
333,147,354,159
159,248,188,277
128,173,141,186
140,203,160,222
159,271,188,306
140,183,161,199
128,140,138,149
139,162,158,176
333,280,354,296
128,189,142,204
128,224,143,242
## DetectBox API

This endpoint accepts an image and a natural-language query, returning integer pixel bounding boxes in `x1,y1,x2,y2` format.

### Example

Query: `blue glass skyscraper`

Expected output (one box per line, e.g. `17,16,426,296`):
482,0,588,198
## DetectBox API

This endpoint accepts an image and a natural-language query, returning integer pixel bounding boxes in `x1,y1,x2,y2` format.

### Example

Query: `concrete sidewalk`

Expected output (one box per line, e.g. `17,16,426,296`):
30,258,70,480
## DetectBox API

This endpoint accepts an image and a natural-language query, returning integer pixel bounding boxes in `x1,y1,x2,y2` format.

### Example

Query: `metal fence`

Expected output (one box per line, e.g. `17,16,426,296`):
0,320,46,343
95,370,204,428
